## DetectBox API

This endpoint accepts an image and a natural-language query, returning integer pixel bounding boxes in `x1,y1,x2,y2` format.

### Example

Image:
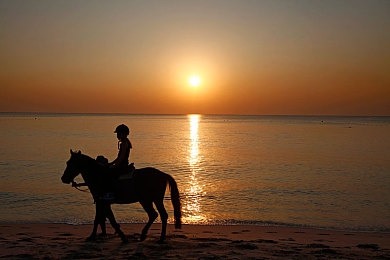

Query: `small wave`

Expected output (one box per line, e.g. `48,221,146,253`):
196,219,390,233
27,219,389,233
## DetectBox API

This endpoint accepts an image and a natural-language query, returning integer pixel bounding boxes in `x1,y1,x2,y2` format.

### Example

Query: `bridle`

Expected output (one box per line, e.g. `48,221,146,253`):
71,180,89,192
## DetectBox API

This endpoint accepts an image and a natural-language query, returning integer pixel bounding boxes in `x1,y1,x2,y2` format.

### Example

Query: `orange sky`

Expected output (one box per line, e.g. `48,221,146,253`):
1,1,389,115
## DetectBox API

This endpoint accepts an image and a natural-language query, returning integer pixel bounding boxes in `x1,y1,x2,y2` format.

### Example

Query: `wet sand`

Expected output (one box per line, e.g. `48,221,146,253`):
1,223,389,259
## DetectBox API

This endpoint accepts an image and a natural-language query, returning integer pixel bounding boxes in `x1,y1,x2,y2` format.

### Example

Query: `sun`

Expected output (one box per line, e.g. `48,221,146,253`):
189,75,201,87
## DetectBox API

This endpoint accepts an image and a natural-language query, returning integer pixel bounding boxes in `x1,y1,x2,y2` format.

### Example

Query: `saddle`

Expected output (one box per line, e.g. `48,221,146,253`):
96,155,135,180
118,163,136,180
96,157,136,203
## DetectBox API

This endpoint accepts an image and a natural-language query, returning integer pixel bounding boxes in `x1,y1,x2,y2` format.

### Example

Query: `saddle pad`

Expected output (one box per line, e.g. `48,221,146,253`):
118,171,134,180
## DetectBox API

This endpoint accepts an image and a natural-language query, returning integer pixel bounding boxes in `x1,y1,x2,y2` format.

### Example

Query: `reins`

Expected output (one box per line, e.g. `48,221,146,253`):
72,181,89,192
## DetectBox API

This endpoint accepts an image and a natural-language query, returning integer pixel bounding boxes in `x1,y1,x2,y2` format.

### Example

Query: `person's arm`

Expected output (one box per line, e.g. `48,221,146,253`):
111,141,130,167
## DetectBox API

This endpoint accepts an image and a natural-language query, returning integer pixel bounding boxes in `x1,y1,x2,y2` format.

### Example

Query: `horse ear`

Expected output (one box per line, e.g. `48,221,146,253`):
78,150,81,155
70,149,74,155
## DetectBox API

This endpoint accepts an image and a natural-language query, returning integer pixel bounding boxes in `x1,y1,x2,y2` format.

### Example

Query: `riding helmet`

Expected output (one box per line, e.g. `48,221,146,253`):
114,124,130,135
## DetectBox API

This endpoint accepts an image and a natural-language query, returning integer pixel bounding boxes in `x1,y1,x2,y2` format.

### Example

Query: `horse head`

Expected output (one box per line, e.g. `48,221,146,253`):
61,149,83,184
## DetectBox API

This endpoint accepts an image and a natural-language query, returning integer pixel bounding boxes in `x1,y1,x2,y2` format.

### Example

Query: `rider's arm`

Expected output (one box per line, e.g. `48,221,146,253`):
111,141,130,167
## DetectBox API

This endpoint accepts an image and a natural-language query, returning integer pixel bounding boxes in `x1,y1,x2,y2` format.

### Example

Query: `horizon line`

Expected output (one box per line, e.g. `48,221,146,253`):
0,111,389,118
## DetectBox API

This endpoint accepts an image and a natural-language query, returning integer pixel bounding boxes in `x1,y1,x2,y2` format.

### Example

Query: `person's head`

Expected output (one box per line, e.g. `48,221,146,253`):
114,124,130,140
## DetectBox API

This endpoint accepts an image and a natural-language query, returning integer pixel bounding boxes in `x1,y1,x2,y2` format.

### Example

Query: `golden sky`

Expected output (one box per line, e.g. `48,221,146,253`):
1,0,389,115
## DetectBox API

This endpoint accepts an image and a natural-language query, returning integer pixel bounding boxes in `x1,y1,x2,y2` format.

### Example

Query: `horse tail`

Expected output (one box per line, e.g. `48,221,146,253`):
166,174,182,229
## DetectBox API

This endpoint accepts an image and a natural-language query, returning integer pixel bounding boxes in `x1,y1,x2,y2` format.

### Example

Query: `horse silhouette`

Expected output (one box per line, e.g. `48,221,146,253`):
61,150,182,243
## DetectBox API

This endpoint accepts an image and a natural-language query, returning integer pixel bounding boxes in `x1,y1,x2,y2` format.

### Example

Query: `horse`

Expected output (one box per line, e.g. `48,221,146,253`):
61,150,182,243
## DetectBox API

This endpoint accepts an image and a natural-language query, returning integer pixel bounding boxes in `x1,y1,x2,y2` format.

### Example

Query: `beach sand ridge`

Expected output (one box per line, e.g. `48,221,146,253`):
1,223,389,259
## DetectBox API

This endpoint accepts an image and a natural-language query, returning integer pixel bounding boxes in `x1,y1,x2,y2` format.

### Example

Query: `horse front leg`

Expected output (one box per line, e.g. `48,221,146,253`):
99,218,107,237
104,203,128,243
140,201,158,242
87,220,99,241
87,202,105,241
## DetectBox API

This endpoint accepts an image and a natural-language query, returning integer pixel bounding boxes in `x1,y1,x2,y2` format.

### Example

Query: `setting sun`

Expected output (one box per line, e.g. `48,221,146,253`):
189,75,201,87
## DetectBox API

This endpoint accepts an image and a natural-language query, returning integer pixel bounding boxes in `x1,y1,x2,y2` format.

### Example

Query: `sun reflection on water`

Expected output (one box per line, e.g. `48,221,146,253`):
183,114,206,223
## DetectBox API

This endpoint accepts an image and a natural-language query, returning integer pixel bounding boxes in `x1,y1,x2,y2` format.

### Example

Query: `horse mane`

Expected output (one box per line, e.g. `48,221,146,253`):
72,151,103,171
78,152,95,162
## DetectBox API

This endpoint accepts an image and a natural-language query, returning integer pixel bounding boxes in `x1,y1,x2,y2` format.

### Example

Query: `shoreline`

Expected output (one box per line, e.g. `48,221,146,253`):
2,220,389,233
1,223,389,259
3,221,389,234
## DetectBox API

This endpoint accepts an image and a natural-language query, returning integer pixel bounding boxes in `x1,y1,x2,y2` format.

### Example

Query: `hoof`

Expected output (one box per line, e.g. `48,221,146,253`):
157,239,165,244
116,230,127,242
121,237,129,244
86,235,96,242
140,234,147,242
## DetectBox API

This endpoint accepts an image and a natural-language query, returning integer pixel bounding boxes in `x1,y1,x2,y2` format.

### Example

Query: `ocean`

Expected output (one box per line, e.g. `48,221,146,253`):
0,113,389,232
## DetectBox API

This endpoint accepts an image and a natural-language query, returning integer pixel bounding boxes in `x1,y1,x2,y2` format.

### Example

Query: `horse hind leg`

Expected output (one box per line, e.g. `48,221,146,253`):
140,201,158,242
155,199,168,243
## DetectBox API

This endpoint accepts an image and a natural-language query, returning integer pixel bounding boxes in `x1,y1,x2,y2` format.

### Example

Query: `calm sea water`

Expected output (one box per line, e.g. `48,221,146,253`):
0,113,389,232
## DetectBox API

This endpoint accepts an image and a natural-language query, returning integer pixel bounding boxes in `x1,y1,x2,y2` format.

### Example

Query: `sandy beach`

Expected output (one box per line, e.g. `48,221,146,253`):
1,223,389,259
